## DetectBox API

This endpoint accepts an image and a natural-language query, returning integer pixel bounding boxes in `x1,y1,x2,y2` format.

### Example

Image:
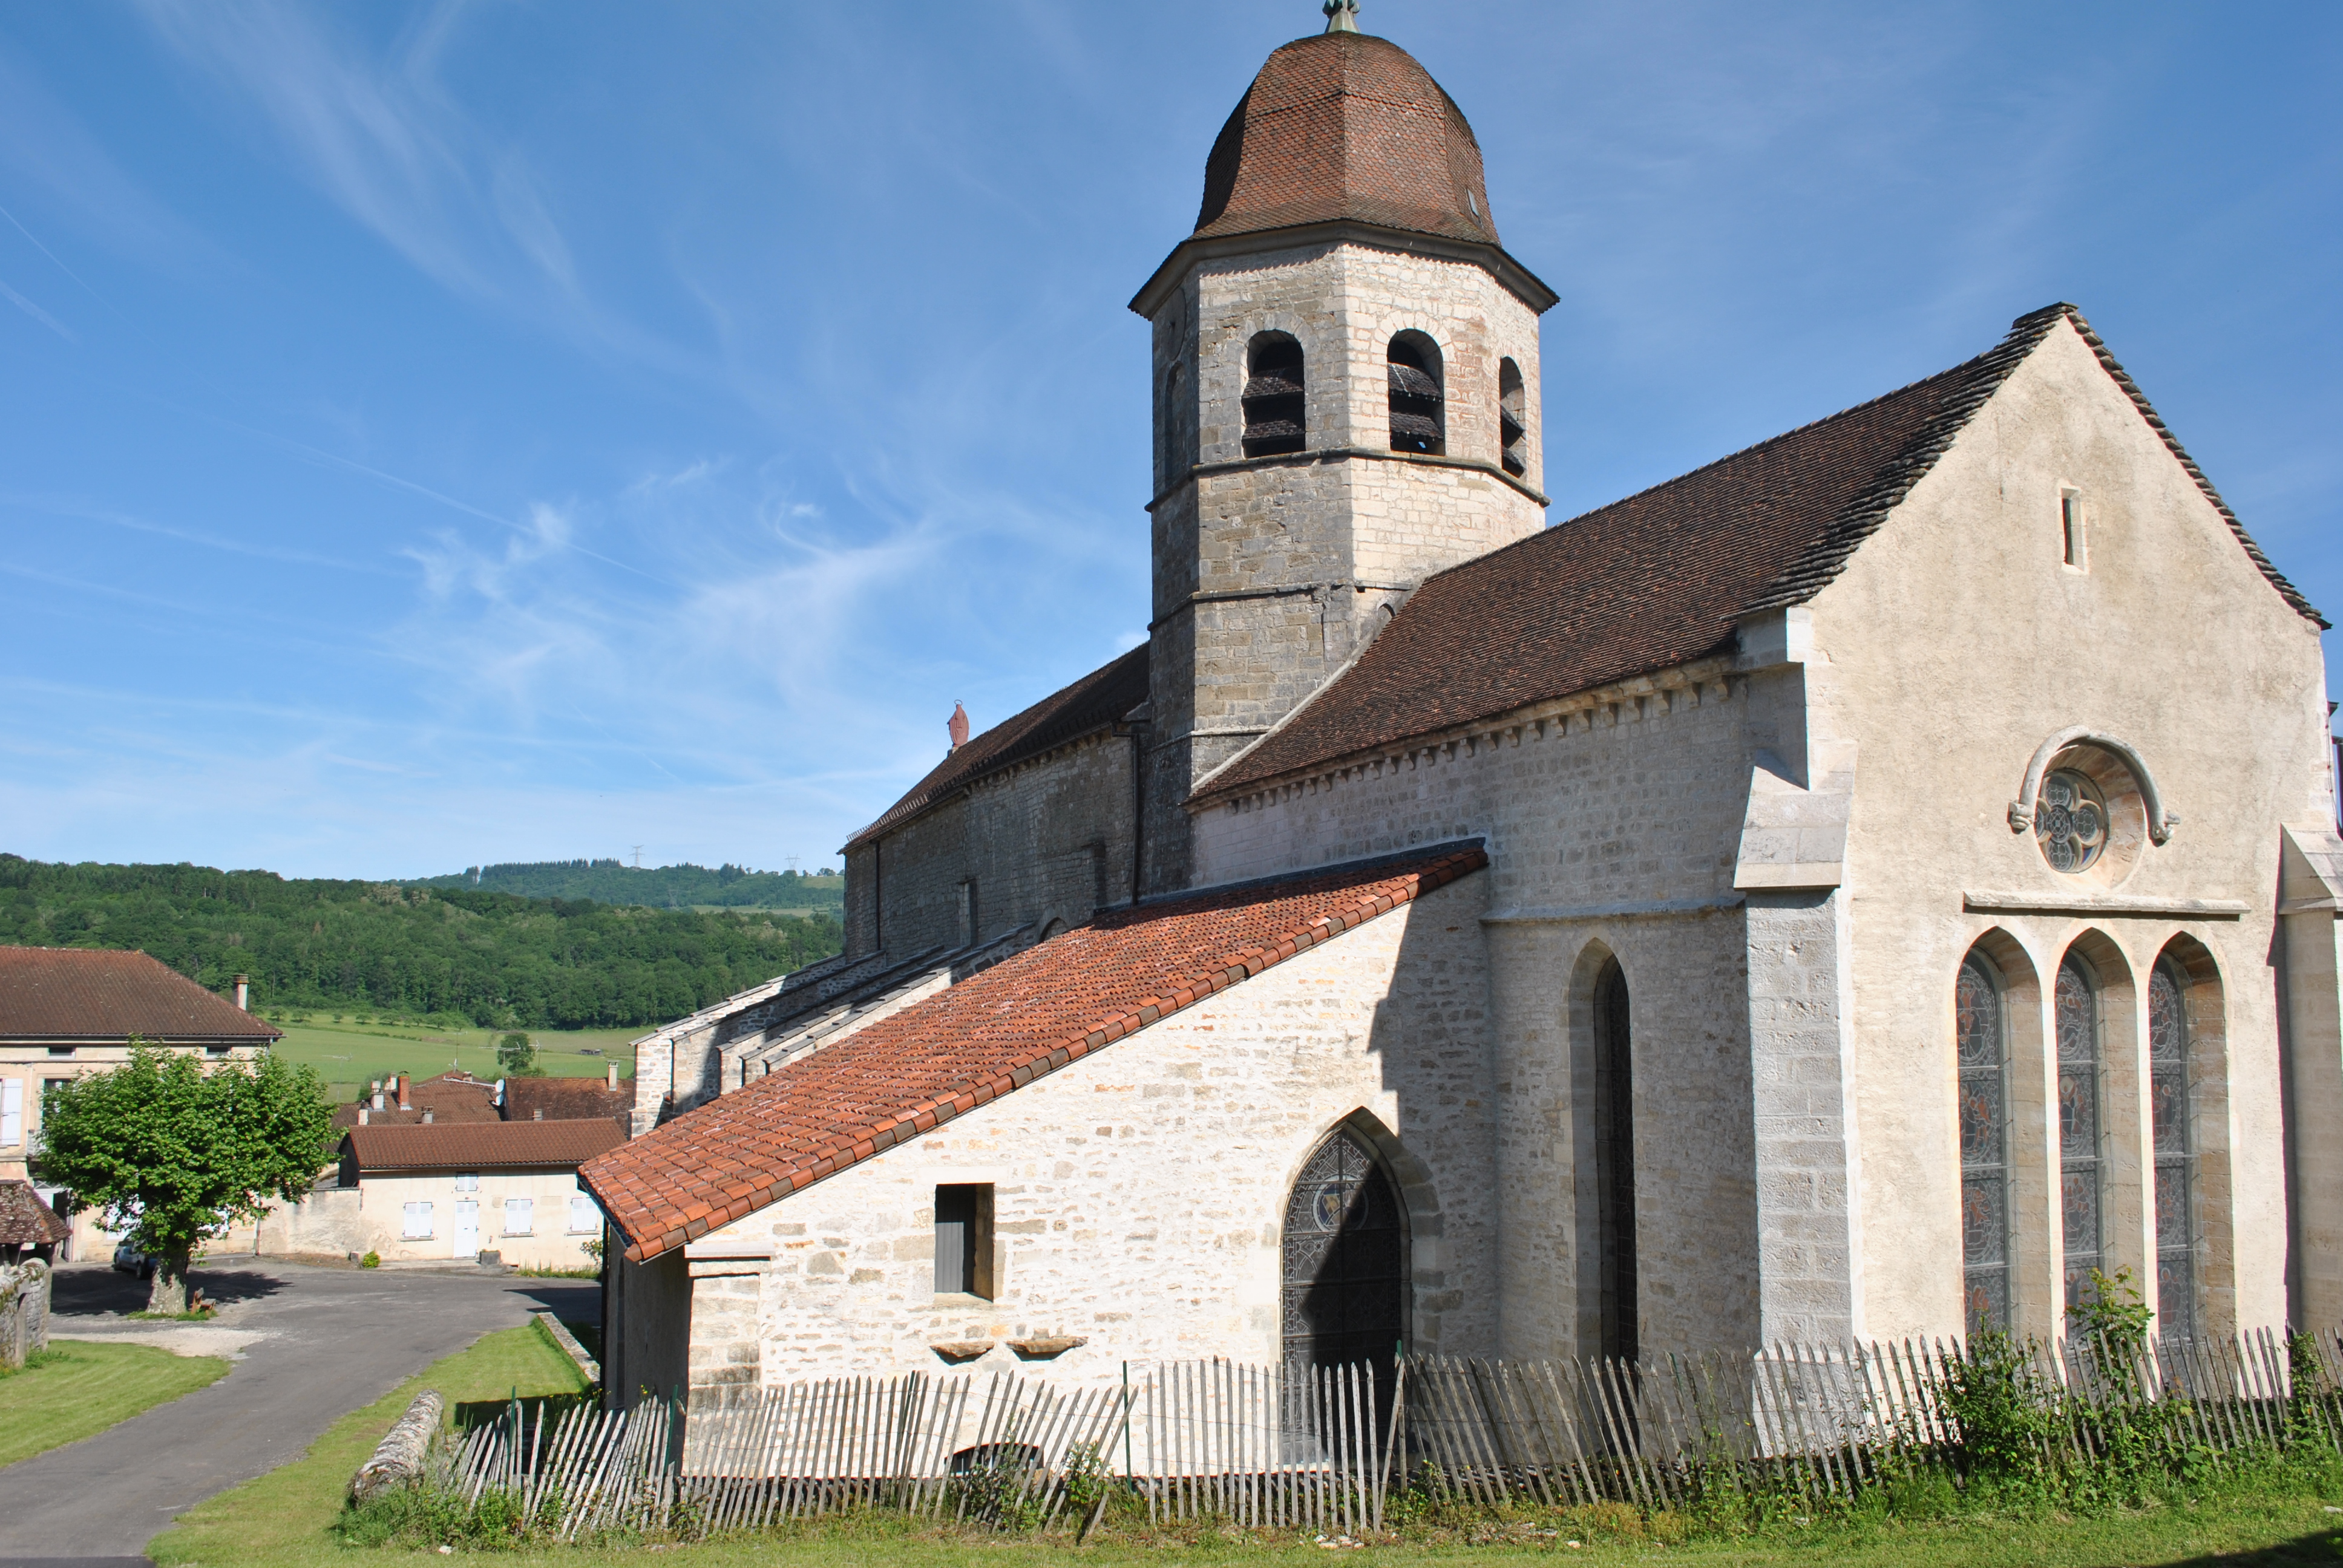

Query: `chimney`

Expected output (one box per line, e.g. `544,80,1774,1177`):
232,974,250,1011
533,1108,543,1121
947,702,970,753
372,1092,384,1111
422,1109,434,1124
607,1063,619,1091
359,1108,369,1125
396,1076,411,1111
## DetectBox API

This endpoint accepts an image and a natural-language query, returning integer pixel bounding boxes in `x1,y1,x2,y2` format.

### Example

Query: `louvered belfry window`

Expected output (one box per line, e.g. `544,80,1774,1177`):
1498,358,1527,477
2057,956,2105,1312
1387,337,1444,456
2149,961,2198,1338
1242,334,1305,459
1957,953,2011,1330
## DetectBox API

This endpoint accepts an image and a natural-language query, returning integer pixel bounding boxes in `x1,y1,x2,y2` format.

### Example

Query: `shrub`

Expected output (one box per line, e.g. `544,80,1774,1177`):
360,1251,381,1269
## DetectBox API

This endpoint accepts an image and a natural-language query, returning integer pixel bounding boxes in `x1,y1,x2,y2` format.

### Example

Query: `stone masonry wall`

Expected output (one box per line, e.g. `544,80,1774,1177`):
680,874,1496,1390
1191,669,1771,1357
850,733,1138,962
1139,238,1547,893
1812,318,2330,1343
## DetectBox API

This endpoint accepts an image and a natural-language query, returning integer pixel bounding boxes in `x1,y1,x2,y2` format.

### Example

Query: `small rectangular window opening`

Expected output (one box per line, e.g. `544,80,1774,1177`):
2061,491,2085,569
933,1183,995,1299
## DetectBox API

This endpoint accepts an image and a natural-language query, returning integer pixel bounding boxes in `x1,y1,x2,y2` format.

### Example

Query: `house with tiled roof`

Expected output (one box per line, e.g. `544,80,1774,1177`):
591,10,2343,1406
0,946,280,1261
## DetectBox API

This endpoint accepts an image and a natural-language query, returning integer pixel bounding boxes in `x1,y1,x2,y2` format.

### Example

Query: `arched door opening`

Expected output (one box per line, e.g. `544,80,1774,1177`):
1281,1125,1406,1389
1592,958,1638,1365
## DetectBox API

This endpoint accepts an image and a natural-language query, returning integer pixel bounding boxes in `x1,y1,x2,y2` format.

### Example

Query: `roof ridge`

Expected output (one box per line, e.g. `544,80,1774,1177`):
585,844,1490,1262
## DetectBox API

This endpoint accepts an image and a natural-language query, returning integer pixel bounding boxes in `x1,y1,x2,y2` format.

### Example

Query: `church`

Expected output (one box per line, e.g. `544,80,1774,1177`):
584,8,2343,1407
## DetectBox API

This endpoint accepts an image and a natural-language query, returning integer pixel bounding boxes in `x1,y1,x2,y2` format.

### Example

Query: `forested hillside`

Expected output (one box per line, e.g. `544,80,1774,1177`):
0,856,841,1030
401,858,843,911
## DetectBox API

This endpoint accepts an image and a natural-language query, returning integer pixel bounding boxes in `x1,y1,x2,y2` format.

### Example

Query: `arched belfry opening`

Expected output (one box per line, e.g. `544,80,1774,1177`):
1387,333,1445,455
1243,333,1306,458
1591,957,1637,1364
1498,357,1527,477
1281,1125,1406,1379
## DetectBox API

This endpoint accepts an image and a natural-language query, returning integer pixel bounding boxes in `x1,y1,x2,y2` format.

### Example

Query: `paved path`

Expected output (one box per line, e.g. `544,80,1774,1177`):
0,1258,597,1566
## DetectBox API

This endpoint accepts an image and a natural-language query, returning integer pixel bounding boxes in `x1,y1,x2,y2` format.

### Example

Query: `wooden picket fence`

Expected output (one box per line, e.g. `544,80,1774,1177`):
443,1357,1385,1540
1401,1325,2343,1511
431,1327,2343,1541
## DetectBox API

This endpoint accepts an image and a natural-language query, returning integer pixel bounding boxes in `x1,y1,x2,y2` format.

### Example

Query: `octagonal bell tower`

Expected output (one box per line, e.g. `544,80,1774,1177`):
1132,13,1558,892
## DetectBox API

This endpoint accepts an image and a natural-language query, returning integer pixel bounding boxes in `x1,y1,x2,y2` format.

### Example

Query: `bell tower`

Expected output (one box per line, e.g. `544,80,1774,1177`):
1132,13,1557,892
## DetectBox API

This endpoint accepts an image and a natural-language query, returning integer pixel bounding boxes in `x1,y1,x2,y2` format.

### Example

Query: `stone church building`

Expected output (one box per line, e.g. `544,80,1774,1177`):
587,15,2343,1406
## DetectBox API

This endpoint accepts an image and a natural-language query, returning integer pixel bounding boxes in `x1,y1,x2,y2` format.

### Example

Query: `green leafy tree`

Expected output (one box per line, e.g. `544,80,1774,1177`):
36,1045,335,1313
496,1031,542,1077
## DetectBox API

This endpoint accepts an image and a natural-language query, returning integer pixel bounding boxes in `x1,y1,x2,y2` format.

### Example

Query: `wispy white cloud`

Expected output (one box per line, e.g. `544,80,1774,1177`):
0,273,73,339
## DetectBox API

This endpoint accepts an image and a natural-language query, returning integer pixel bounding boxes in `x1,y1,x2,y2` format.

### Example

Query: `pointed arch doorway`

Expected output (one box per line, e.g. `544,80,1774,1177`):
1280,1125,1407,1381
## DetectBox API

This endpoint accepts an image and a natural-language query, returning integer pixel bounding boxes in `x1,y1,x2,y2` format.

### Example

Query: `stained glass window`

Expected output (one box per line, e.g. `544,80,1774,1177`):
1958,955,2010,1330
2057,958,2103,1313
2036,768,2109,874
2149,961,2198,1339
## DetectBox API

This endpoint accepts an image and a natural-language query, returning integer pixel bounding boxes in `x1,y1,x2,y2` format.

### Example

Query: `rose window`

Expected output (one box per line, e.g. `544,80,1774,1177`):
2034,768,2108,873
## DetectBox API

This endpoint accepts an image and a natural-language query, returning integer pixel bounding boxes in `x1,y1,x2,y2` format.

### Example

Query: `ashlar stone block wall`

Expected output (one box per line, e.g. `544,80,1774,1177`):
1192,668,1779,1356
841,731,1138,962
679,874,1496,1391
1813,318,2331,1343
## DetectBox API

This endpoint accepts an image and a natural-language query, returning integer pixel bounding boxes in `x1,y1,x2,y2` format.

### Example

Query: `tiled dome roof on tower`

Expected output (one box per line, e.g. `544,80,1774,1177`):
1193,30,1498,247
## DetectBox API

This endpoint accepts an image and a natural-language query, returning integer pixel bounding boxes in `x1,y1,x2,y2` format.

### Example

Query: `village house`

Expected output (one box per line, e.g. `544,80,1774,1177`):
0,946,279,1262
585,15,2343,1407
322,1120,621,1269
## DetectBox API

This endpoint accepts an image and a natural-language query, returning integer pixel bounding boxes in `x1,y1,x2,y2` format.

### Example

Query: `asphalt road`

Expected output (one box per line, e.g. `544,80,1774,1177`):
0,1257,597,1567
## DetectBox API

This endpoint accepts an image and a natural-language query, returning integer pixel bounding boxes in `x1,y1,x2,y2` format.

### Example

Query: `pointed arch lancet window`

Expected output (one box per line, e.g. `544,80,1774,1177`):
1498,357,1526,478
1592,958,1637,1365
2149,961,2198,1338
1242,334,1305,459
1387,335,1444,456
1958,953,2011,1330
2056,956,2105,1312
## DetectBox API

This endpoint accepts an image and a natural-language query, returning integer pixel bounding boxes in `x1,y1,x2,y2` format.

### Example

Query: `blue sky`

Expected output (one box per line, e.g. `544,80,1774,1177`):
2,1,2336,880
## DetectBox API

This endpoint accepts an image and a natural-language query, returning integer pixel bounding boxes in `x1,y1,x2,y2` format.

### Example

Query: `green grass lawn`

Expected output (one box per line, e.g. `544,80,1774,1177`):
146,1321,2343,1567
0,1339,231,1468
266,1021,639,1101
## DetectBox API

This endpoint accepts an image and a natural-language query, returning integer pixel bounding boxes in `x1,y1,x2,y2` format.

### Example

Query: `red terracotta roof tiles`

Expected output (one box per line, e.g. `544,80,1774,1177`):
1199,304,2323,801
0,1178,71,1247
581,843,1487,1263
0,947,280,1044
1194,32,1498,249
342,1118,623,1174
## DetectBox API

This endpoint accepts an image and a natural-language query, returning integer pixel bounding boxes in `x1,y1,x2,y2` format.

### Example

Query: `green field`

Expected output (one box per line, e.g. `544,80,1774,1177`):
267,1020,638,1101
0,1339,232,1468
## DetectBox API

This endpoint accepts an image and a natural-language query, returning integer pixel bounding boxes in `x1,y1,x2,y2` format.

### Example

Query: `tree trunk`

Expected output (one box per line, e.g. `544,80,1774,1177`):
146,1249,191,1315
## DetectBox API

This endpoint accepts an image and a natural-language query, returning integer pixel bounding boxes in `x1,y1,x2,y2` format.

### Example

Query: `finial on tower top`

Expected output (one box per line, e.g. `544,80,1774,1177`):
1323,0,1360,33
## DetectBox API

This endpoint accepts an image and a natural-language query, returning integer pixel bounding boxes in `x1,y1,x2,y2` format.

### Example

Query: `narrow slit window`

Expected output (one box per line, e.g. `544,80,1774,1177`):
934,1183,995,1299
2056,956,2105,1312
1957,953,2011,1330
1498,358,1527,479
2062,492,2085,567
1242,335,1305,459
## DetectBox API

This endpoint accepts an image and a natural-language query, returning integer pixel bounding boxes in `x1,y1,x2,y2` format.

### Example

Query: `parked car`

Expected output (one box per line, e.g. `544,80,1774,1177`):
112,1241,156,1279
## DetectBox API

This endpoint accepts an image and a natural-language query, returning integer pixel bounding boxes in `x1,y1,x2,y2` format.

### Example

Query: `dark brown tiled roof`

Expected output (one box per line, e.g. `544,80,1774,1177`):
331,1072,500,1131
0,947,280,1044
582,843,1488,1263
1194,31,1498,248
502,1076,632,1132
342,1119,623,1174
844,645,1149,850
1201,305,2324,800
0,1178,71,1247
